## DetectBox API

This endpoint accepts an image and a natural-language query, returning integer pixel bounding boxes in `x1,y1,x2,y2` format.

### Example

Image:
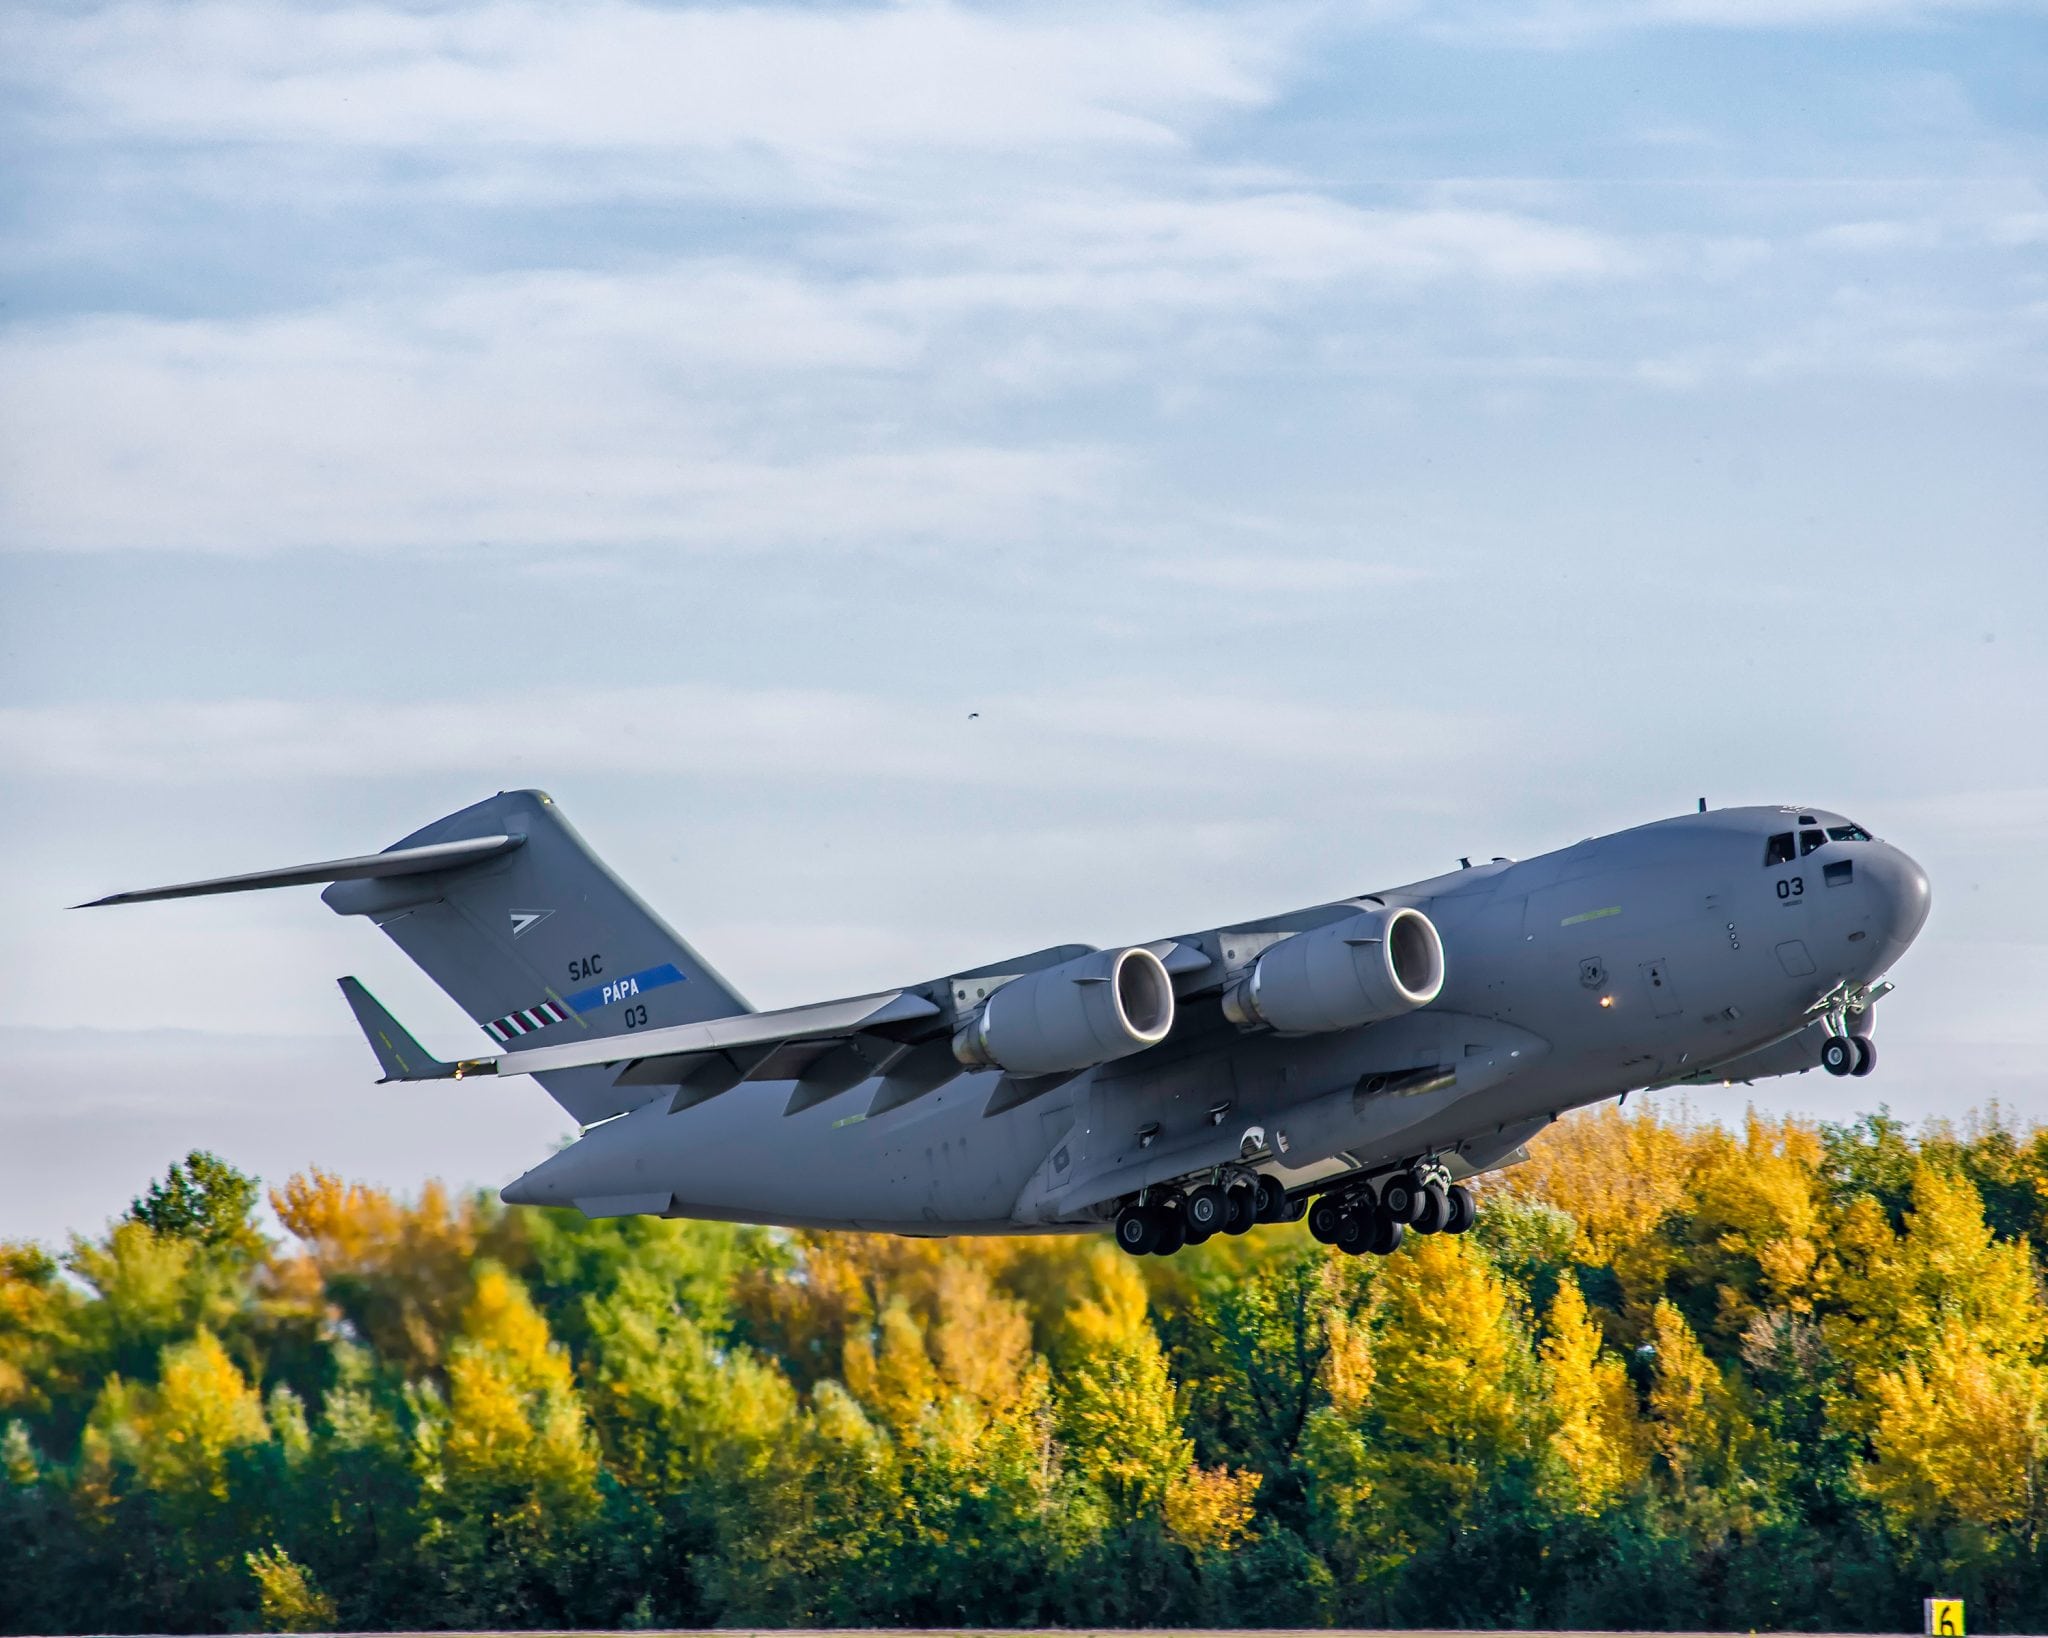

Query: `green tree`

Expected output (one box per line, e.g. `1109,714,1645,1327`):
128,1153,263,1257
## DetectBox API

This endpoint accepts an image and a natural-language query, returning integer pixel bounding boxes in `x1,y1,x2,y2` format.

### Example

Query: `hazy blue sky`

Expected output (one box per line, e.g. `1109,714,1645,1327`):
2,0,2043,1245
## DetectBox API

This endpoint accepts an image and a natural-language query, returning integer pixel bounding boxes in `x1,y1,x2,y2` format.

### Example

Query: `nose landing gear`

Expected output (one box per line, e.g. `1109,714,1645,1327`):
1812,979,1890,1077
1822,1034,1876,1077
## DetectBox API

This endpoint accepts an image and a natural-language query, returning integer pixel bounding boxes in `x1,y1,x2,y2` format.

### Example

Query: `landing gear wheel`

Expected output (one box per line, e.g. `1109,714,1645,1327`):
1334,1212,1373,1257
1225,1187,1258,1236
1444,1183,1477,1235
1369,1213,1406,1256
1850,1036,1877,1077
1150,1211,1187,1256
1115,1205,1161,1256
1381,1169,1426,1224
1254,1174,1290,1224
1307,1196,1345,1244
1821,1036,1857,1077
1184,1184,1229,1237
1283,1195,1308,1223
1412,1181,1451,1235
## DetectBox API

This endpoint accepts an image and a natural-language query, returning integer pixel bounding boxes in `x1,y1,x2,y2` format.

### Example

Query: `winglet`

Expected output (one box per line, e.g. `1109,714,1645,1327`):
338,977,461,1083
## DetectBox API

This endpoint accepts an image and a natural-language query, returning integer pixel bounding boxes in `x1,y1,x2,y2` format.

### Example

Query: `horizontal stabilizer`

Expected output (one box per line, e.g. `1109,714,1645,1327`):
459,987,942,1081
338,976,459,1083
76,834,524,907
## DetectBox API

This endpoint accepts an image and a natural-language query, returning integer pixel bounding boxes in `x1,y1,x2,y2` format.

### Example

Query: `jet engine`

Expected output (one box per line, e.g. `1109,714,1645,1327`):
1221,905,1444,1035
953,946,1175,1076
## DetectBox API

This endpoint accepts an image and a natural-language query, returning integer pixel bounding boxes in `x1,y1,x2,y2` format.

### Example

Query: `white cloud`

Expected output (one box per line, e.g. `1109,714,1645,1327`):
1808,218,1944,253
5,0,1281,162
1409,0,2027,44
0,183,1632,556
897,195,1632,291
0,285,1113,553
1140,554,1434,592
0,683,1499,790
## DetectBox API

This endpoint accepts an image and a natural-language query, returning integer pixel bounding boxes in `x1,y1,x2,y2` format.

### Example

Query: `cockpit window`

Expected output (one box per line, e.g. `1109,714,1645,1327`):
1764,832,1796,866
1800,829,1826,856
1827,823,1872,842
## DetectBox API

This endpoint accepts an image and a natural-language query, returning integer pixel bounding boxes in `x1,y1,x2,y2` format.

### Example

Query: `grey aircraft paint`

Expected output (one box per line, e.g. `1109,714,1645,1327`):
83,793,1930,1252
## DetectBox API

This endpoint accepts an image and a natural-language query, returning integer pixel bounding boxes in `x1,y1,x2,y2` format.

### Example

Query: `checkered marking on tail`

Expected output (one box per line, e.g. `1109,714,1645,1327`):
482,963,688,1045
486,1000,571,1042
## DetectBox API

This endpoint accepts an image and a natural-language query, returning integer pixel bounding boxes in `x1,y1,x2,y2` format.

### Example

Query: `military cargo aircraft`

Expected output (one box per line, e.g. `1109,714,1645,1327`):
84,791,1929,1257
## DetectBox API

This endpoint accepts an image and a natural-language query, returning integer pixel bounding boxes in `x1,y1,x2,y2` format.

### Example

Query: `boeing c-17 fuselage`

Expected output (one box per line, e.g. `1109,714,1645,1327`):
86,794,1929,1259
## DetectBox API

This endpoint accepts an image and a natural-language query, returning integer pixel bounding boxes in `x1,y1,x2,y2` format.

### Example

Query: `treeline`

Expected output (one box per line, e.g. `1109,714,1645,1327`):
4,1104,2048,1633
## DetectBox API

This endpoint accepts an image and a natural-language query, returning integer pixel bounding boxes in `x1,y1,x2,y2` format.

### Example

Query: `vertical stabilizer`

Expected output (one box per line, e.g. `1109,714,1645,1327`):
323,790,750,1123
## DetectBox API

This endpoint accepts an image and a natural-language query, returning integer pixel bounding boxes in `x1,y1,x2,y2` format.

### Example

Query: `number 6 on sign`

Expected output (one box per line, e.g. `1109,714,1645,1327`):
1926,1598,1964,1636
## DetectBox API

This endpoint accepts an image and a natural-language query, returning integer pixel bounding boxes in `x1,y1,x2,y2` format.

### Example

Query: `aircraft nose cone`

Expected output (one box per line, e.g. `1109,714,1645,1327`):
1862,842,1931,964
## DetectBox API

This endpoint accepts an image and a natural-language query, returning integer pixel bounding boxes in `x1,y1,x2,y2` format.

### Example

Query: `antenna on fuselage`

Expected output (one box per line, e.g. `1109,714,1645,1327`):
1697,797,1707,813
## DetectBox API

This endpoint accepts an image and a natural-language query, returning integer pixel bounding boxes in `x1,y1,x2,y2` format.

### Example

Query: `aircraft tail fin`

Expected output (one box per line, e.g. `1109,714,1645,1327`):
319,790,754,1124
85,788,753,1125
338,976,457,1083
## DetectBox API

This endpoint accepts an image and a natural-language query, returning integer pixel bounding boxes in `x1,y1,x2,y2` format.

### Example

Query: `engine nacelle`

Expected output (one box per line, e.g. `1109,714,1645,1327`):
1221,905,1444,1035
953,946,1175,1077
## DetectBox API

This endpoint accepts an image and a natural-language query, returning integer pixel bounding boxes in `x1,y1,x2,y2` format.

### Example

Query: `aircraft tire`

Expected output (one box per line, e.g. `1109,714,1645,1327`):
1307,1195,1345,1243
1369,1214,1406,1256
1253,1173,1290,1223
1334,1212,1373,1257
1115,1205,1161,1256
1821,1036,1856,1076
1412,1182,1451,1235
1225,1187,1258,1236
1283,1195,1309,1223
1850,1036,1877,1077
1151,1212,1187,1256
1184,1184,1229,1237
1381,1169,1426,1224
1444,1183,1477,1235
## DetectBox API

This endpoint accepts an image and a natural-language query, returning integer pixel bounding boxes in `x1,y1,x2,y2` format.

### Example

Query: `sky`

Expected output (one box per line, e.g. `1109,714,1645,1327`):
1,0,2044,1248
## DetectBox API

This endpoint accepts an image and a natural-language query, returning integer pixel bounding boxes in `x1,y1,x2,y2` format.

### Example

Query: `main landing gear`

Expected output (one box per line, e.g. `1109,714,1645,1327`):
1114,1169,1304,1257
1113,1162,1473,1258
1306,1163,1475,1258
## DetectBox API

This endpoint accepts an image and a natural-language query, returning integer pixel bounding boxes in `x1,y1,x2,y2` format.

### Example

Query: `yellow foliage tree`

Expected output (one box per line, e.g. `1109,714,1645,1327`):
139,1328,270,1501
1369,1231,1529,1512
1866,1323,2048,1558
1830,1163,2048,1424
246,1544,338,1632
438,1264,599,1508
843,1299,942,1437
1321,1303,1376,1420
1643,1298,1763,1544
1538,1277,1646,1516
1508,1102,1700,1325
272,1170,505,1375
1297,1292,1378,1572
1164,1461,1262,1554
1682,1111,1829,1333
0,1242,76,1416
1056,1250,1190,1516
